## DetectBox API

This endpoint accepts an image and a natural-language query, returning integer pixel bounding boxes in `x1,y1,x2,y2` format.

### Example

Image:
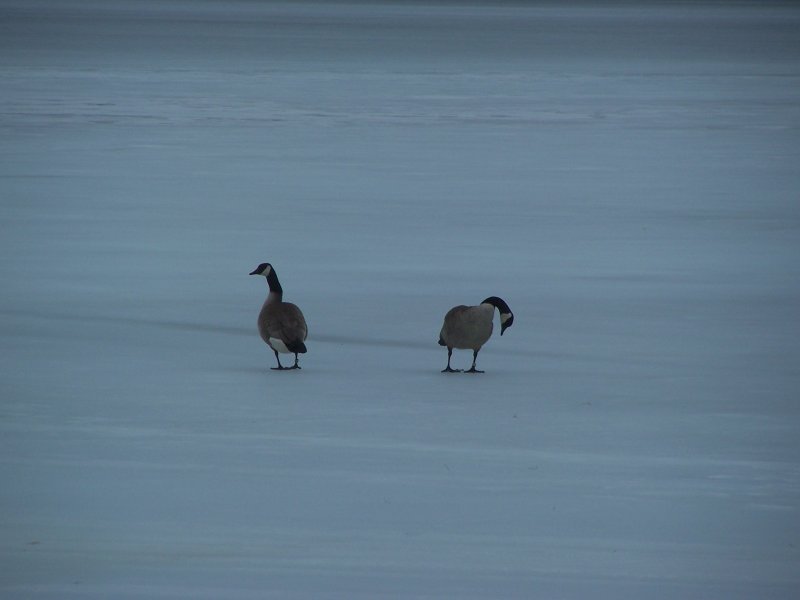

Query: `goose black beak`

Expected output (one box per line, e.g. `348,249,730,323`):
249,269,259,275
500,315,514,335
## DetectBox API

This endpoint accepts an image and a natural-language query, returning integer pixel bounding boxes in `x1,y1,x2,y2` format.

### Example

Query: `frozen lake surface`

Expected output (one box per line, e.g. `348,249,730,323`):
1,1,799,597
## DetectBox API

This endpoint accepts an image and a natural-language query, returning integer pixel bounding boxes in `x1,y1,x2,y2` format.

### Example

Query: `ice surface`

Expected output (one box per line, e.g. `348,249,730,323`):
1,1,799,598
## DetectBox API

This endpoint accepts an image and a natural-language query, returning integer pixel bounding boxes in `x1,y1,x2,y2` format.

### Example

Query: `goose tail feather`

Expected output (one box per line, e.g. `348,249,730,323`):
287,340,307,354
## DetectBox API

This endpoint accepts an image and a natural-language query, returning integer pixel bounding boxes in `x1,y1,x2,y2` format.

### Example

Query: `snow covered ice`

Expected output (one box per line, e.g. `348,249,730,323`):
1,1,799,598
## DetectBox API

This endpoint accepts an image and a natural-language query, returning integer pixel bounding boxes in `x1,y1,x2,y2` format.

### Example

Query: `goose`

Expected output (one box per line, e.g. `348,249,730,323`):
250,262,308,370
438,296,514,373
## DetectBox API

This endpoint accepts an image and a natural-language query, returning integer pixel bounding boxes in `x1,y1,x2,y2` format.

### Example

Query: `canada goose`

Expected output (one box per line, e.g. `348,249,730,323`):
250,262,308,370
438,296,514,373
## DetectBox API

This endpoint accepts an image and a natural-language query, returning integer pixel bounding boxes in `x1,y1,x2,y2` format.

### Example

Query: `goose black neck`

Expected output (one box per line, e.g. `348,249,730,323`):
481,296,511,314
266,269,283,297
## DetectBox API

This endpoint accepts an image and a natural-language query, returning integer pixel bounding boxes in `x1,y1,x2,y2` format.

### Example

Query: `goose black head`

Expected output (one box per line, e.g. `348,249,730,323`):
249,263,272,276
482,296,514,336
500,311,514,335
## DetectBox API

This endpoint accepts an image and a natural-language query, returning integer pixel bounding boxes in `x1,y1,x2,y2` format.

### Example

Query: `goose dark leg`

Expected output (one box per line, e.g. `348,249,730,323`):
270,350,287,370
290,353,302,369
465,349,484,373
441,347,462,373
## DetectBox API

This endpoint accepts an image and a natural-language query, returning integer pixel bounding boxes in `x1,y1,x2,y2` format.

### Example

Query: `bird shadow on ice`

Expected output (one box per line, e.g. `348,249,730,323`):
312,334,548,360
0,308,543,358
0,308,251,337
0,308,432,349
311,333,432,351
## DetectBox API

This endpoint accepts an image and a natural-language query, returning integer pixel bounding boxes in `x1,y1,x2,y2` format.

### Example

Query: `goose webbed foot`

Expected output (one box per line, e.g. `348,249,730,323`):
271,351,287,370
271,365,288,370
465,367,484,374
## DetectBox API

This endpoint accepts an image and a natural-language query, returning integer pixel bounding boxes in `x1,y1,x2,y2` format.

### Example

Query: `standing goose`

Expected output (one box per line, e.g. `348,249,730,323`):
438,296,514,373
250,262,308,370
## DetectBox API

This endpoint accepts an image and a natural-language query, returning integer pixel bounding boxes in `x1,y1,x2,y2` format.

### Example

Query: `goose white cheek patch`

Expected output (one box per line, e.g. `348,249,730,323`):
500,313,513,324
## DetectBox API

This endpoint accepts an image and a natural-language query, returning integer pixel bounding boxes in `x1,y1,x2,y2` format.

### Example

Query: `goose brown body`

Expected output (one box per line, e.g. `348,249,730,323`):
439,304,495,351
257,298,308,355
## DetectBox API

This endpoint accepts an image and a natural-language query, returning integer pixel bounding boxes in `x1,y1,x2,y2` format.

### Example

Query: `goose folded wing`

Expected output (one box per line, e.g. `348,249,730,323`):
269,304,308,344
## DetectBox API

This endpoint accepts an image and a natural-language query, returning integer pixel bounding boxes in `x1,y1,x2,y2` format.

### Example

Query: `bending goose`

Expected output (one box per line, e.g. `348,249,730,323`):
250,262,308,370
438,296,514,373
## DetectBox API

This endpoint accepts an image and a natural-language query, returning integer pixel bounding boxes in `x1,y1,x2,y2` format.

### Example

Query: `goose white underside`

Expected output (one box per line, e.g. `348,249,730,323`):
269,338,292,353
